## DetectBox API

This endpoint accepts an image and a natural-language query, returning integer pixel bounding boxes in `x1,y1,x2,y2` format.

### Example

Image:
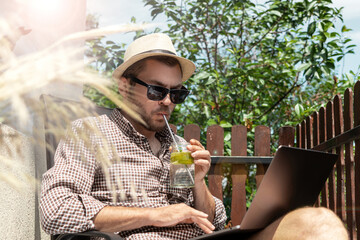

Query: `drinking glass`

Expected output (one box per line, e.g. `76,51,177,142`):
170,142,195,188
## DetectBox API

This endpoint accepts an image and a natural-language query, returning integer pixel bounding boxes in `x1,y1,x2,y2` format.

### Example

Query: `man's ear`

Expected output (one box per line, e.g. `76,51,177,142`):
117,76,130,96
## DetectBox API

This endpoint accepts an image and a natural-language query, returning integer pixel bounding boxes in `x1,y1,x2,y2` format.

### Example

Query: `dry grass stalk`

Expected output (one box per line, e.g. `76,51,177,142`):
1,19,151,202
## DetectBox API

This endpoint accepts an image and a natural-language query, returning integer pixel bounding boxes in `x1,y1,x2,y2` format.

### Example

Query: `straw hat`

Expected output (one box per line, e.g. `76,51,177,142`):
112,33,195,81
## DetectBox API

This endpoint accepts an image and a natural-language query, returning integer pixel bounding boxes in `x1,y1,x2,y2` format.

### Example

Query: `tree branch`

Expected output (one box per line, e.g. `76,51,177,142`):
256,72,300,119
243,15,283,57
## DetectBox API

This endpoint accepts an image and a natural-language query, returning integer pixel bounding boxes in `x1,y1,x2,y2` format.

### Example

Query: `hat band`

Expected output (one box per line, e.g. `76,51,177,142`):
136,49,177,56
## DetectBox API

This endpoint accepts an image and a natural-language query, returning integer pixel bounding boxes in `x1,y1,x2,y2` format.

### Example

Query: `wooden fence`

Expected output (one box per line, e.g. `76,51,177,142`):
297,80,360,240
171,81,360,238
170,124,295,227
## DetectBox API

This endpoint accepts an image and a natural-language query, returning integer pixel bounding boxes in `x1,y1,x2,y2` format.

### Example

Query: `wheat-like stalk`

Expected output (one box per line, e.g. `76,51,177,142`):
1,19,151,202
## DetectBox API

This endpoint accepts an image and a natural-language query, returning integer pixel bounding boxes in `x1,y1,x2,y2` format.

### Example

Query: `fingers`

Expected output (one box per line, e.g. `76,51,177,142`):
188,140,210,160
153,204,215,233
188,139,205,150
180,209,215,234
191,150,211,160
191,149,211,169
191,215,215,234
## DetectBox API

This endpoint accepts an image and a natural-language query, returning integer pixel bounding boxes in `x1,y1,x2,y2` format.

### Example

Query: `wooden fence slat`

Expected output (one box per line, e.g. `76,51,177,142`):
344,88,355,240
326,101,336,212
296,124,301,148
312,112,320,147
278,126,295,147
230,125,247,226
207,125,224,201
334,95,345,221
306,116,313,149
254,126,270,188
319,107,329,208
354,81,360,240
184,124,200,142
319,107,327,143
312,111,321,207
301,120,306,149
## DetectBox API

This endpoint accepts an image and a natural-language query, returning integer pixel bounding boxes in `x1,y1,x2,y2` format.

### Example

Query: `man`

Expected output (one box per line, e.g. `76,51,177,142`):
40,33,348,240
40,33,227,239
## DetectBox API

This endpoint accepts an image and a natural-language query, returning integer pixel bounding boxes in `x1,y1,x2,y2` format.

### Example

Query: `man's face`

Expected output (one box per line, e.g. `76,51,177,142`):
125,59,183,132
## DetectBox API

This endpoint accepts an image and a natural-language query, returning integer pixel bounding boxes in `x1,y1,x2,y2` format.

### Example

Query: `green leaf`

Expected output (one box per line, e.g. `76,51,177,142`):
296,63,311,72
204,105,210,119
194,71,211,81
346,73,354,84
269,10,281,17
294,104,304,118
207,119,217,126
240,58,251,63
307,1,317,11
224,131,231,141
206,77,216,85
341,25,351,32
307,21,316,36
220,121,232,128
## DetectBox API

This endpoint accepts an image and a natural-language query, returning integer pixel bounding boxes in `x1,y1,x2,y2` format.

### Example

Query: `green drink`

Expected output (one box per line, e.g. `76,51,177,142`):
170,142,195,188
170,151,194,165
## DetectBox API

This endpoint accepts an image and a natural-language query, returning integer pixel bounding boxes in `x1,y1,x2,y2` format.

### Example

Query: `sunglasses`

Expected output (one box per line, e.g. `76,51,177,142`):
130,77,190,104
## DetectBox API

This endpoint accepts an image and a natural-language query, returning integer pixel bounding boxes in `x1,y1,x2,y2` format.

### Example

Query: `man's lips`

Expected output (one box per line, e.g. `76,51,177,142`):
155,112,170,119
158,112,169,116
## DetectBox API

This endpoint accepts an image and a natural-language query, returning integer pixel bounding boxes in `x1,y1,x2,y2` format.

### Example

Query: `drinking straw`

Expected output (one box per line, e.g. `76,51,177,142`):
163,115,194,185
163,115,180,150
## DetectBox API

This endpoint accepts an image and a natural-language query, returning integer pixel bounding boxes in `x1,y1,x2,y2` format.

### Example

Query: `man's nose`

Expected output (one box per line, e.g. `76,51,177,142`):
159,93,172,105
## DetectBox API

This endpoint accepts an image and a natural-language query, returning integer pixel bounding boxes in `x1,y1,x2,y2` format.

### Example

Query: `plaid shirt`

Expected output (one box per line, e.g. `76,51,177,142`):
40,108,227,239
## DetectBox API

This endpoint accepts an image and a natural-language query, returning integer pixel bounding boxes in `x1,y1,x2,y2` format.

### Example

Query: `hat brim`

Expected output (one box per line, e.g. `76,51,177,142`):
112,52,195,82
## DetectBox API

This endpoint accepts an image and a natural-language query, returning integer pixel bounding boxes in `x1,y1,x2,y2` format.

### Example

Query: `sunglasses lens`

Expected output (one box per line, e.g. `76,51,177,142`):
170,89,189,104
147,86,168,101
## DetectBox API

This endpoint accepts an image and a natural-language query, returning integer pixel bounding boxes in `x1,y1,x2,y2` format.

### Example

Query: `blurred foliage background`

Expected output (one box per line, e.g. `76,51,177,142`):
84,0,359,223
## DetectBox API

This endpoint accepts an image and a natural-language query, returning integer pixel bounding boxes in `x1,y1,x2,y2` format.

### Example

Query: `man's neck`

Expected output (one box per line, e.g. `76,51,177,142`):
120,110,162,156
120,109,156,141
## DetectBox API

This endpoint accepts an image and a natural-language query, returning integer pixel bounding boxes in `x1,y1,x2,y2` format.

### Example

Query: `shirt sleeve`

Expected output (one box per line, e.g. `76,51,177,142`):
39,120,106,235
212,195,227,230
186,187,227,231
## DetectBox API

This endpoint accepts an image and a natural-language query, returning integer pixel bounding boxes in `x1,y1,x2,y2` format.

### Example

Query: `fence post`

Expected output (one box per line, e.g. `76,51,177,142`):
207,125,224,201
301,120,306,148
296,124,301,148
312,111,321,207
354,81,360,240
254,126,270,188
326,101,336,213
230,125,247,225
278,126,295,147
306,116,313,149
319,107,329,208
344,89,355,240
334,95,345,221
184,124,200,142
312,112,320,147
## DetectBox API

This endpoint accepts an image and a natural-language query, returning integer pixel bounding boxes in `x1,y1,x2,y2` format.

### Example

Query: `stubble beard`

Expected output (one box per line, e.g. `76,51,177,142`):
132,99,170,132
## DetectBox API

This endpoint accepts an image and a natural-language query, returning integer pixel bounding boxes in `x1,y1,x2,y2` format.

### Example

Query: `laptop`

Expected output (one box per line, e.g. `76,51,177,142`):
192,146,338,239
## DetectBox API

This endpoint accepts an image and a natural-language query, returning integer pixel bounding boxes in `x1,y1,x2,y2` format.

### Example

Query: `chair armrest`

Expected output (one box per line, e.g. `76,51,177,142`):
55,230,123,240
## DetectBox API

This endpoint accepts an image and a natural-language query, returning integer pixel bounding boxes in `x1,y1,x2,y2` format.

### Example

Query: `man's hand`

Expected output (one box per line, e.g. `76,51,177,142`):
187,139,211,183
150,203,215,234
93,203,215,233
187,139,216,223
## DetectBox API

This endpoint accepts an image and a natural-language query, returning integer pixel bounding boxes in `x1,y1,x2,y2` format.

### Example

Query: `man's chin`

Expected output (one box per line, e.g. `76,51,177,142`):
150,122,166,132
141,119,166,132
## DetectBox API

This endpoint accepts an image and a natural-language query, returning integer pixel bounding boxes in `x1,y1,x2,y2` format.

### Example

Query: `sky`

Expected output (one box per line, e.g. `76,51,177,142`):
87,0,360,75
332,0,360,74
